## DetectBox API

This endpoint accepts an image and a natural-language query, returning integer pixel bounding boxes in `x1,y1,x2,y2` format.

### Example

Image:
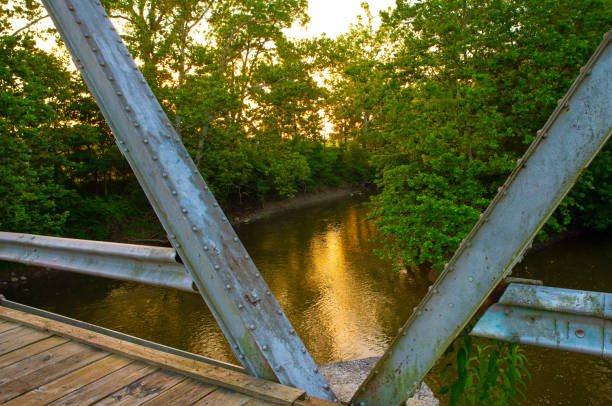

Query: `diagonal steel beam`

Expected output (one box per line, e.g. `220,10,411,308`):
40,0,333,399
352,30,612,405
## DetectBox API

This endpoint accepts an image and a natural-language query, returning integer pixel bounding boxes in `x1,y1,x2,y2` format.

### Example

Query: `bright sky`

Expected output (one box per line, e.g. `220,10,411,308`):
285,0,397,39
17,1,397,46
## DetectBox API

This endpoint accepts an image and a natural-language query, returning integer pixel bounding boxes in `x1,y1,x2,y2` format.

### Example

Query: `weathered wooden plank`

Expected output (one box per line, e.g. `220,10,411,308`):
140,378,217,406
0,336,69,369
0,321,18,334
3,354,132,406
242,398,281,405
192,388,254,406
2,299,245,373
0,341,86,386
0,343,107,403
293,397,339,406
47,362,157,406
94,369,185,405
0,325,26,342
0,326,50,355
0,306,305,405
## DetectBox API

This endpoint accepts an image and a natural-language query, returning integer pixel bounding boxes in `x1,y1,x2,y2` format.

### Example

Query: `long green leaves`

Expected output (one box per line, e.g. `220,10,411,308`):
440,329,530,406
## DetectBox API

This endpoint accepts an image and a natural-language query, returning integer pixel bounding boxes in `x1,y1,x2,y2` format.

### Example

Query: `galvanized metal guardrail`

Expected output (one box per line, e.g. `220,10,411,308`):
0,232,195,293
472,284,612,358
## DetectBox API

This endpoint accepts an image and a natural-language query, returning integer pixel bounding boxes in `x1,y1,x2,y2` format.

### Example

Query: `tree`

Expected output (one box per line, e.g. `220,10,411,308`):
368,0,612,271
0,32,71,234
325,4,389,151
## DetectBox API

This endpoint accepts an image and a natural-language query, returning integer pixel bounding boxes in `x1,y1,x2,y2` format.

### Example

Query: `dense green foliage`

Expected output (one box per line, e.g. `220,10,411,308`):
0,0,371,238
3,0,609,244
98,0,371,205
365,0,612,271
0,35,69,234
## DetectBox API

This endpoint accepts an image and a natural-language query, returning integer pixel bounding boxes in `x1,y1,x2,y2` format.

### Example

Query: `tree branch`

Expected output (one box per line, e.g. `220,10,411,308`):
250,76,291,90
11,15,49,37
220,18,274,74
109,14,136,24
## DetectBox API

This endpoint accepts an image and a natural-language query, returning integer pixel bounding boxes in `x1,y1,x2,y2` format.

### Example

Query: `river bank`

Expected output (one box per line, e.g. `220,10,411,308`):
227,185,371,225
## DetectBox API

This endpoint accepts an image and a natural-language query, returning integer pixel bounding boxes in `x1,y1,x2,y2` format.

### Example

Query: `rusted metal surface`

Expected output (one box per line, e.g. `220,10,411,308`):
472,284,611,358
39,0,334,399
0,232,196,293
351,30,612,406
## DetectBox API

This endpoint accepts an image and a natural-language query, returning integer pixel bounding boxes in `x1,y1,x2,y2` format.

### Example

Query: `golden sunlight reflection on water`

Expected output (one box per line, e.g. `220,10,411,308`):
3,197,610,405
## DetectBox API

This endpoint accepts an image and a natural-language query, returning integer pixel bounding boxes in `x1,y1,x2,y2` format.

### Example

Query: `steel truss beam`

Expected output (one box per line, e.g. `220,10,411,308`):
351,30,612,405
40,0,333,399
472,284,612,358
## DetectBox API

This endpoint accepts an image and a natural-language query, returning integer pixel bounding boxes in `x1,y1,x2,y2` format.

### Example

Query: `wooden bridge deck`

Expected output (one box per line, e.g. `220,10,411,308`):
0,299,334,406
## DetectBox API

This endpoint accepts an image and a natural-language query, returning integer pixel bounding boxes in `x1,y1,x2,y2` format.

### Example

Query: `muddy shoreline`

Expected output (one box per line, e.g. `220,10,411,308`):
227,185,371,226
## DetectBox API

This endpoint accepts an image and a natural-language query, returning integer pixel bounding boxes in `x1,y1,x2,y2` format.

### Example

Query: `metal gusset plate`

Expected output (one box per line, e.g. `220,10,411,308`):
472,284,612,358
40,0,334,400
351,30,612,406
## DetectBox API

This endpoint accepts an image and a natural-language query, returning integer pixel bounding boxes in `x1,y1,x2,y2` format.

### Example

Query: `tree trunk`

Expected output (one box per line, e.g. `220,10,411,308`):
196,113,211,166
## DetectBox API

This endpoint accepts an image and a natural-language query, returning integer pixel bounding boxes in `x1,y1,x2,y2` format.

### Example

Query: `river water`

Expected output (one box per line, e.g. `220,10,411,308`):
2,197,611,405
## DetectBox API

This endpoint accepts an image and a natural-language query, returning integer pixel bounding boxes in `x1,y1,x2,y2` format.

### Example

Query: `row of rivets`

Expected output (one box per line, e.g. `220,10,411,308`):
68,2,319,379
68,1,135,159
68,2,149,148
104,18,316,383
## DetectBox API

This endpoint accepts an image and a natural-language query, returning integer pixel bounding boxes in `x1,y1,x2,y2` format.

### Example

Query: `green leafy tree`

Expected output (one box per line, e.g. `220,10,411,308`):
102,0,337,203
370,0,517,271
0,22,73,234
325,4,389,151
369,0,612,271
0,2,145,238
